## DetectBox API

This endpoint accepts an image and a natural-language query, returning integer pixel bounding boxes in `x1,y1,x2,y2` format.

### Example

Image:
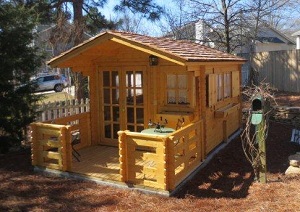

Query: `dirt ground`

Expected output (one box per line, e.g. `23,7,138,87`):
1,92,300,211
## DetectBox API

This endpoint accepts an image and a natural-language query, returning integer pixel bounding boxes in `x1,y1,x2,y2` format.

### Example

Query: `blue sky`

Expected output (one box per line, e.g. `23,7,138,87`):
101,0,176,36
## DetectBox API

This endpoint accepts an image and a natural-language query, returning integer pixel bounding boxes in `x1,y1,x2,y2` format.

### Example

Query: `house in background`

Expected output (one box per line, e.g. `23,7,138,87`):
165,20,215,48
241,26,296,53
292,30,300,49
167,20,296,85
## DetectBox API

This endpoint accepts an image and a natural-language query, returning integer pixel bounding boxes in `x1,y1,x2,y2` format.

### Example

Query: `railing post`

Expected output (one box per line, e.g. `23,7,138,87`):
41,103,46,122
30,123,39,166
53,101,58,120
165,136,175,191
58,101,63,118
86,113,91,146
75,99,79,114
61,126,72,171
118,131,128,182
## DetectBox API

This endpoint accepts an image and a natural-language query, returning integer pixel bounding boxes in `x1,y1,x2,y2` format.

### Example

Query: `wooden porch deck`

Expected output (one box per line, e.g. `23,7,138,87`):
71,146,121,182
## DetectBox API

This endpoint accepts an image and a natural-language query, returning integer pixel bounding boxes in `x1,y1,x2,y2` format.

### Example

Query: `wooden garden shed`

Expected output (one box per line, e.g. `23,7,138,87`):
31,31,246,195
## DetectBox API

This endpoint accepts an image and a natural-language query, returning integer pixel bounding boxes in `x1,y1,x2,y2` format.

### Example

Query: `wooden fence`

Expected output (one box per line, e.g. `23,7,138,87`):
36,98,90,122
252,49,300,92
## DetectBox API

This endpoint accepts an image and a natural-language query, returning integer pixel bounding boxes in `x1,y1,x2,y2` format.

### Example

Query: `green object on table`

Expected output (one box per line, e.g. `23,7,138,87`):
141,127,175,135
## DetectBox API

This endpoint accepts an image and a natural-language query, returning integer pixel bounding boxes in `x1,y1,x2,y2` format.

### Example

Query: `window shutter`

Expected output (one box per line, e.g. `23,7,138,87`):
208,74,217,107
232,71,240,97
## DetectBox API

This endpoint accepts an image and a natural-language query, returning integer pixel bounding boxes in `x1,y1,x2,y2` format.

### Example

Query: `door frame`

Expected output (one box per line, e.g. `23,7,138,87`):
98,66,148,146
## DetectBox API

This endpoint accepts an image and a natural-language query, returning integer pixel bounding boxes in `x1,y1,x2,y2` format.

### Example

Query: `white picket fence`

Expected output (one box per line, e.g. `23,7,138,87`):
36,98,90,122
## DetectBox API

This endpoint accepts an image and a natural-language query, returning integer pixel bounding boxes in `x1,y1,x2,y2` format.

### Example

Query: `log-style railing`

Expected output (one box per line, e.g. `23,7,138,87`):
31,112,91,171
168,120,203,190
118,120,203,191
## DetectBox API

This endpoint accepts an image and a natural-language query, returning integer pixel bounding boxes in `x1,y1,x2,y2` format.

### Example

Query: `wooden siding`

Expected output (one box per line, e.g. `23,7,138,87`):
204,65,242,153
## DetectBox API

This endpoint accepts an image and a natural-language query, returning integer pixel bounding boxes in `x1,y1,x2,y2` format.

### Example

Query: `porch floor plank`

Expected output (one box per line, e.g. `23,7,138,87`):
72,145,121,182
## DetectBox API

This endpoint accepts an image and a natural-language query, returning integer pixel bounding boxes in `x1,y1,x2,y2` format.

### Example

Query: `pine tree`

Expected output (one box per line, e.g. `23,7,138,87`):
0,3,43,152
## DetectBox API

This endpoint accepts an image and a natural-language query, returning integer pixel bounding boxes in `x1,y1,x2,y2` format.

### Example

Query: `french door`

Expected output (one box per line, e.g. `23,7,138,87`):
100,67,146,145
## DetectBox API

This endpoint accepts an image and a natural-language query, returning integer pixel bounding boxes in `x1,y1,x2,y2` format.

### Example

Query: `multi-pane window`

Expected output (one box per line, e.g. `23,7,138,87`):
207,71,239,107
166,74,189,105
216,72,232,102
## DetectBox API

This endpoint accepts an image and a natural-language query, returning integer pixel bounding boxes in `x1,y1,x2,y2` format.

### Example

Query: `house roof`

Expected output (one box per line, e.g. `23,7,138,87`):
257,37,285,43
48,31,245,67
258,27,296,45
292,30,300,36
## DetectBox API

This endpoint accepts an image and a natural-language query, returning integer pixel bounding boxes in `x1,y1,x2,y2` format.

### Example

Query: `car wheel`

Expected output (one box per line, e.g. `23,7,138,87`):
54,84,63,92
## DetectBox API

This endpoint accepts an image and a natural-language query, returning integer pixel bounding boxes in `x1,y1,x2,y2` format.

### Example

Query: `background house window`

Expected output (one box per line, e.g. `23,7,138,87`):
167,74,189,105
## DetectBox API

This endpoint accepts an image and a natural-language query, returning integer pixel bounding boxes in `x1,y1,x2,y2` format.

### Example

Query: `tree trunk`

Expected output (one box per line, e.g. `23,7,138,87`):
222,0,231,53
72,0,86,100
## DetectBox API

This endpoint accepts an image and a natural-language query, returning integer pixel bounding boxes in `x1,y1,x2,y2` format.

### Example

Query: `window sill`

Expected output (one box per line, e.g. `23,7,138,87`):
214,103,240,118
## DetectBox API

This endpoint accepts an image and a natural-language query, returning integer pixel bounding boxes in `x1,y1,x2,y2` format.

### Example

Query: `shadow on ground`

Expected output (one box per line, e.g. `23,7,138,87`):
176,121,300,199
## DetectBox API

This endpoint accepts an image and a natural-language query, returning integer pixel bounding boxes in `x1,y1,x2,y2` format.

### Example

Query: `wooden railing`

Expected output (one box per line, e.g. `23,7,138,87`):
31,112,91,171
118,120,203,191
168,120,204,189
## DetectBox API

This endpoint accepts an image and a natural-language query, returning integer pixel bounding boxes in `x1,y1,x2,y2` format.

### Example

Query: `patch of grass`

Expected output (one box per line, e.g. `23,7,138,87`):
37,92,74,104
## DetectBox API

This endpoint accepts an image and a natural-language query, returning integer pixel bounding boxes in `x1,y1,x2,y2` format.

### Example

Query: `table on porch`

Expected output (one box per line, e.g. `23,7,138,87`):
141,127,175,135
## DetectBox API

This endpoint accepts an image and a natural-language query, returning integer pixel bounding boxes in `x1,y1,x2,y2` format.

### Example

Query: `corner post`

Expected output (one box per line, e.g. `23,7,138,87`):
165,136,175,191
118,130,128,182
61,126,72,171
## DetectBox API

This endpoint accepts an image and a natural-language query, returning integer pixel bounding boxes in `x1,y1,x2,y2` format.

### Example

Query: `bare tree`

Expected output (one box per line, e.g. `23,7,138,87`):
186,0,294,54
160,0,192,38
187,0,248,53
116,10,146,34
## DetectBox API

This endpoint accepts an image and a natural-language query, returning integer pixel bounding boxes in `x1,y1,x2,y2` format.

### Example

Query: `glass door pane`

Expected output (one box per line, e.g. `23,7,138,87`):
125,70,144,132
102,71,120,140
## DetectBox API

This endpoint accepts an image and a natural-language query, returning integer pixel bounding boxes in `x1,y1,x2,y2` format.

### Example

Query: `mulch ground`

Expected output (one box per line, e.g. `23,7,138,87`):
0,92,300,211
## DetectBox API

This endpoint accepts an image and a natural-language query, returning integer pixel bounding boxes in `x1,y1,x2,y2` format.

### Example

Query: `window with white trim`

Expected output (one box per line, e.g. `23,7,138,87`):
166,74,190,105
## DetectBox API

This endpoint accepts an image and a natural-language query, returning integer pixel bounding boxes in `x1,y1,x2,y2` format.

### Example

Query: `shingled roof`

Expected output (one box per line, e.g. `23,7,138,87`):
48,30,246,67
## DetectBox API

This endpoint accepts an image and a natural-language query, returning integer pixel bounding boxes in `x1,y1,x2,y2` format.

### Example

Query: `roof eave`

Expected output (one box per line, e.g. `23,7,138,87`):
47,31,188,68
